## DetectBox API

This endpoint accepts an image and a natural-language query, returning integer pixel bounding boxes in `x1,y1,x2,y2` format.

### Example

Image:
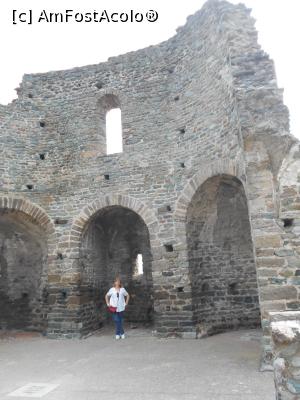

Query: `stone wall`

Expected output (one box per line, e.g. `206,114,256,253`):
0,209,48,330
278,143,300,303
0,0,299,358
258,143,300,367
79,206,153,334
187,175,260,336
218,0,299,367
270,312,300,399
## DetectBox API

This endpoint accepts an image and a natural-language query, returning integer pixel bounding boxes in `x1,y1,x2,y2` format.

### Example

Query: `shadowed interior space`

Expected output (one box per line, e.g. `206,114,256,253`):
80,206,154,333
187,175,261,336
0,209,47,331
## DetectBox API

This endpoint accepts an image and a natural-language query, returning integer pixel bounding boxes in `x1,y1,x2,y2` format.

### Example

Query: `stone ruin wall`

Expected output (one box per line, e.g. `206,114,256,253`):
0,210,48,330
270,312,300,399
80,206,154,331
0,0,299,367
187,175,261,336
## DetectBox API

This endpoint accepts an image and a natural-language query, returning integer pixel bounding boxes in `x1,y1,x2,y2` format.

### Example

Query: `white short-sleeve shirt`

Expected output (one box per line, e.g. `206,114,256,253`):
106,287,128,312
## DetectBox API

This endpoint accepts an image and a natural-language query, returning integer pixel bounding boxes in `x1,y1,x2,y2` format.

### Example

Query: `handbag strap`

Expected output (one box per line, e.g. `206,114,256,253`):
115,288,120,309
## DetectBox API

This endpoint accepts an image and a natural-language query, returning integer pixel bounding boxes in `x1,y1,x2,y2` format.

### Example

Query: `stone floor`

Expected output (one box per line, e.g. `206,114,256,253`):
0,326,275,399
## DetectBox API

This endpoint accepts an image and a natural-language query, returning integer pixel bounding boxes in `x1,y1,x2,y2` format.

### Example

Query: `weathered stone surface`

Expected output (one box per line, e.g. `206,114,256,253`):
275,249,295,257
67,296,81,306
0,211,48,331
0,1,299,374
255,235,282,249
260,301,287,318
187,176,261,334
48,275,61,284
270,313,300,398
260,286,298,301
256,257,285,268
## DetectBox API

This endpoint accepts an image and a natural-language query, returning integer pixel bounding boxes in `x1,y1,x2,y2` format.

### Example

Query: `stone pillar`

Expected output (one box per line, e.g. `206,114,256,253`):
46,256,84,339
46,224,84,339
242,139,284,366
270,312,300,399
152,241,195,339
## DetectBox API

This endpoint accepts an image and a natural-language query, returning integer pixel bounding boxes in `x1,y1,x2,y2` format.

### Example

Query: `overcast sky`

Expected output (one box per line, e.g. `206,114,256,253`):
1,0,299,139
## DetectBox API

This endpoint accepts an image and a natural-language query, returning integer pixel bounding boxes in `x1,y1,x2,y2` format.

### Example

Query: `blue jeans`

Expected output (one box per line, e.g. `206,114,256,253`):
112,312,124,336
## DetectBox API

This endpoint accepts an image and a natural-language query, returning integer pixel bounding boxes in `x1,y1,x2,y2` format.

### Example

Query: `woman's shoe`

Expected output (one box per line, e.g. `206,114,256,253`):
115,335,120,340
121,334,125,339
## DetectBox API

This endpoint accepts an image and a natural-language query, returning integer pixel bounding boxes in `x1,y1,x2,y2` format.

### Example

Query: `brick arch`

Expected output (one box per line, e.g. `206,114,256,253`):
96,88,125,108
68,194,159,258
174,159,245,246
0,196,56,250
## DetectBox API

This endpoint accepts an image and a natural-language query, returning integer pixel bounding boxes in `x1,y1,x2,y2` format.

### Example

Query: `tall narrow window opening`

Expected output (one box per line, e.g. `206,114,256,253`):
106,108,123,155
134,253,144,276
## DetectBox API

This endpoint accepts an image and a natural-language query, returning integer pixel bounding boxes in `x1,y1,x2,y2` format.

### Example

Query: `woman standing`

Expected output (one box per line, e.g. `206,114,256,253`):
105,277,130,339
